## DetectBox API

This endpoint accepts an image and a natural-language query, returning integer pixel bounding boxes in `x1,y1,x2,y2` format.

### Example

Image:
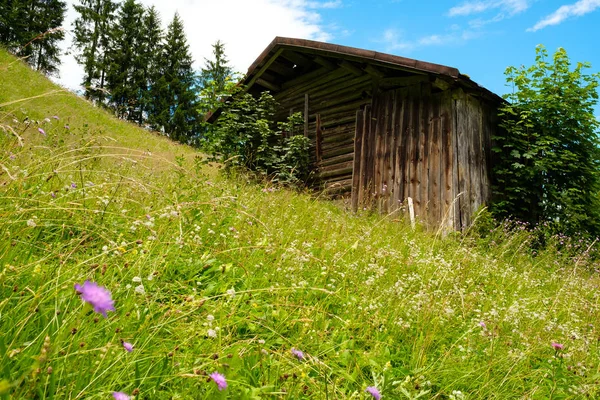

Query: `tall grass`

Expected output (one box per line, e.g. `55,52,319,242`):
2,49,600,399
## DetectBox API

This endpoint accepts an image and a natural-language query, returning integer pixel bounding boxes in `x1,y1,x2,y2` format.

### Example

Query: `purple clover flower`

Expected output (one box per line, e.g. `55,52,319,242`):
479,321,486,328
122,341,134,352
38,128,46,135
70,182,77,189
291,348,304,360
52,115,59,120
112,392,129,400
74,281,115,318
210,372,227,391
552,342,564,350
366,386,382,399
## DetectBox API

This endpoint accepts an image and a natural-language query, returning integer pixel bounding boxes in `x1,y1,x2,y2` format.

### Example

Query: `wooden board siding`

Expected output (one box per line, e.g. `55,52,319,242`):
351,83,492,230
451,88,494,230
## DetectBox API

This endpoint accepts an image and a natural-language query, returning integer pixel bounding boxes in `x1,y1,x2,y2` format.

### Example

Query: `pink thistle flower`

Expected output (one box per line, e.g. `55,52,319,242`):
366,386,381,399
74,281,115,317
552,342,564,350
38,128,46,135
122,341,134,352
113,392,129,400
210,372,227,391
291,348,304,360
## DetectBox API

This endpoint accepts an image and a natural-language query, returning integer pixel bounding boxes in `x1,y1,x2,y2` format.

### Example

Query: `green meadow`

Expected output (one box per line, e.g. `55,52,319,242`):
2,49,600,399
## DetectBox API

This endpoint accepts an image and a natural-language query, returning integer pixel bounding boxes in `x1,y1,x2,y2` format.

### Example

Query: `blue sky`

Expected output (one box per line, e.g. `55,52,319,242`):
57,0,600,116
314,0,600,101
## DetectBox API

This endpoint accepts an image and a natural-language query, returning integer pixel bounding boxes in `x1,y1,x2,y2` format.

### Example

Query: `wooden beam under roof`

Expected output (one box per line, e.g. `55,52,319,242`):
364,64,385,79
313,55,337,70
379,75,430,89
256,78,281,92
268,61,296,78
339,60,363,76
280,49,313,68
246,48,284,90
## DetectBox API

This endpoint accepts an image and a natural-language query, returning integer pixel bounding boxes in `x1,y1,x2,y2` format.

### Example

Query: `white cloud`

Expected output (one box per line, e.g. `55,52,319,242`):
528,0,600,31
381,29,414,51
53,0,339,91
449,0,529,16
380,27,479,53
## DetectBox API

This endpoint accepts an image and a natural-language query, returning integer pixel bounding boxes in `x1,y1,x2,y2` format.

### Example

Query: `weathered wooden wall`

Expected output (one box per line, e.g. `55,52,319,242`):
272,67,373,194
452,88,496,229
351,84,495,230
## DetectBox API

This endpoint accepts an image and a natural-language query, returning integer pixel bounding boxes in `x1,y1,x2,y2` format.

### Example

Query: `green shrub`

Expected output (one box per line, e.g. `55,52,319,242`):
203,90,311,186
492,45,600,236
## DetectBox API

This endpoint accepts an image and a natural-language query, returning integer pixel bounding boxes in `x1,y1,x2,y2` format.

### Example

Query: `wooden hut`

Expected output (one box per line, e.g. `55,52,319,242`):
212,37,503,230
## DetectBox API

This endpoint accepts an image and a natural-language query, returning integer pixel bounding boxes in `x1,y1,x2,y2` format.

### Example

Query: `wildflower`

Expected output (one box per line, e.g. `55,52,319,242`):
291,348,304,360
113,392,129,400
50,192,56,198
70,182,77,189
210,372,227,391
38,128,46,135
552,342,564,350
207,329,217,338
479,321,486,328
52,115,59,120
64,124,70,130
74,281,115,318
26,219,37,228
366,386,382,400
207,314,215,321
122,341,134,352
134,284,145,295
132,276,142,283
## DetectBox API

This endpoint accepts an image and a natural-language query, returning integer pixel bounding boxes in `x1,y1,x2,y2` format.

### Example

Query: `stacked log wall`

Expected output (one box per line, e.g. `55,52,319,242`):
273,68,373,194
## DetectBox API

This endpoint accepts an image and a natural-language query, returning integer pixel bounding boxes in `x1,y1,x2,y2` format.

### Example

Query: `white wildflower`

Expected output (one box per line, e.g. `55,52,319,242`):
134,284,145,295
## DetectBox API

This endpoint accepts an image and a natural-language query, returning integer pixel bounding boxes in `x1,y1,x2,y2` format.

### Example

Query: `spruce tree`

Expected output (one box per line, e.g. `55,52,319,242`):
0,0,28,49
72,0,117,101
137,6,163,126
0,0,66,75
200,40,233,110
105,0,144,119
156,13,199,142
29,0,66,75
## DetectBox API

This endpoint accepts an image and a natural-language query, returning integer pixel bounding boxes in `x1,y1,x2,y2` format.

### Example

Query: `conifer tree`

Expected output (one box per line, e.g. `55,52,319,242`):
0,0,66,75
200,40,233,110
28,0,66,75
137,6,163,126
154,13,199,142
72,0,117,101
105,0,144,119
0,0,28,49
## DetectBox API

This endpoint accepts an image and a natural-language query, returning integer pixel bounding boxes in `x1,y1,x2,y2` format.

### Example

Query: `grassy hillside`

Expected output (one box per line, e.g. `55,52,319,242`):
2,49,600,399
